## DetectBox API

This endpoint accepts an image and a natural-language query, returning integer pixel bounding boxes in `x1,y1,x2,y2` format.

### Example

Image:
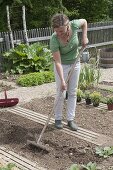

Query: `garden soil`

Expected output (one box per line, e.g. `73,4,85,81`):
0,95,113,170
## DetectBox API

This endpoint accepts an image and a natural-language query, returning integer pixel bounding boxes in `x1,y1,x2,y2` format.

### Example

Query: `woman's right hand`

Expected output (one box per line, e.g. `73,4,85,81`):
61,79,67,91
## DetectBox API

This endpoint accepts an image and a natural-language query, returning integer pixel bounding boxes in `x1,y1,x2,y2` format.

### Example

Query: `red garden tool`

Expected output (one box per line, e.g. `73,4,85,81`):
0,90,19,107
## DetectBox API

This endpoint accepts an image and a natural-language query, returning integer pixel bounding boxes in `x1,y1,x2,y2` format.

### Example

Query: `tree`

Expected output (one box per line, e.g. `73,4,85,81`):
22,5,29,45
0,0,112,31
63,0,112,22
0,0,32,31
6,5,14,48
0,0,13,31
108,0,113,20
78,0,111,22
26,0,67,28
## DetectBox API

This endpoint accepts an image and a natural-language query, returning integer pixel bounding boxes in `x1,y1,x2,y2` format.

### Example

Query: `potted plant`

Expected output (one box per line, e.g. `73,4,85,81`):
84,90,92,105
77,89,83,102
90,91,102,107
106,96,113,111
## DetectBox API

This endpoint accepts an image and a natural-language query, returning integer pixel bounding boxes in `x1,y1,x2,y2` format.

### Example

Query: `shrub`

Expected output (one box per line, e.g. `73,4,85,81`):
3,43,53,74
16,71,55,86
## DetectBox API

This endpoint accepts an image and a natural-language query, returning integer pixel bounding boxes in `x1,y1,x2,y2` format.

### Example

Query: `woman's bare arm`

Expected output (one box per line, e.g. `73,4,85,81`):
52,51,67,90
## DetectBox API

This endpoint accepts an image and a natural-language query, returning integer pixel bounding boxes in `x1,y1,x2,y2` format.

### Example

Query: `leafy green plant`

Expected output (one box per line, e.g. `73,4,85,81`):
70,162,98,170
78,63,100,91
90,91,102,106
106,96,113,104
81,162,97,170
96,146,113,158
84,90,91,99
70,164,80,170
16,71,55,86
77,88,83,102
3,43,53,74
88,58,96,65
100,96,107,104
0,163,17,170
84,90,92,105
77,89,83,97
105,96,113,110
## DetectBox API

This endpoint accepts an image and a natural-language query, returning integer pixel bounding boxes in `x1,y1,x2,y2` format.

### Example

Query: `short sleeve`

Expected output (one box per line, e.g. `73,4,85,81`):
70,20,81,29
50,34,59,53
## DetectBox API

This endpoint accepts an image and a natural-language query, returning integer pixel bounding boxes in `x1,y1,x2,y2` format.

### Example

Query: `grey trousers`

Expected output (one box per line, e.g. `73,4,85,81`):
54,61,81,121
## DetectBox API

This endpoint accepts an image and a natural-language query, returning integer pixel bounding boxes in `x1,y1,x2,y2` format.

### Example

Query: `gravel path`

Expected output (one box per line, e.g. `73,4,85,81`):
0,67,113,105
0,81,56,105
99,68,113,82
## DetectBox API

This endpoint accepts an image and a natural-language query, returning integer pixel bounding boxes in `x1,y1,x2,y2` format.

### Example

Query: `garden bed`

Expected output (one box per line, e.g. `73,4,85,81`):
0,93,113,170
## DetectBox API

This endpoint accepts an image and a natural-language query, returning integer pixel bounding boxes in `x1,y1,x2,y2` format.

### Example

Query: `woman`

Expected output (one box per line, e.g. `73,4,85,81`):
50,13,88,131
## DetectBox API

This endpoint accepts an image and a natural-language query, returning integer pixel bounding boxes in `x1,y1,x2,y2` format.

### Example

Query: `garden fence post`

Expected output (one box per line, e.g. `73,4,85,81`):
4,33,11,51
0,53,3,72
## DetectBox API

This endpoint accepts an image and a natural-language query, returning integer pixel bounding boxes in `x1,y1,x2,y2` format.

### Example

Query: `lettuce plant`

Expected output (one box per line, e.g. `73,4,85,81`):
70,164,80,170
96,146,113,158
70,162,97,170
16,71,55,86
0,163,17,170
81,162,97,170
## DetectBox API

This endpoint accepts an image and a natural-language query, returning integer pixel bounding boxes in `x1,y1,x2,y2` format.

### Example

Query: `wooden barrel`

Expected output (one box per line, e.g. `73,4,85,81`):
100,48,113,68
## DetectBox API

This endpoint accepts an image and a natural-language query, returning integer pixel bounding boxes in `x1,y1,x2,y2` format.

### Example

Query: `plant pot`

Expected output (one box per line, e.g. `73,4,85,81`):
93,102,99,107
107,103,113,111
77,97,82,102
85,98,92,105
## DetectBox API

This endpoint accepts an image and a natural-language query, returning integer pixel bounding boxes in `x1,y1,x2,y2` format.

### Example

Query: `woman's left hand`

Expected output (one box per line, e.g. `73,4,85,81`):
82,37,89,48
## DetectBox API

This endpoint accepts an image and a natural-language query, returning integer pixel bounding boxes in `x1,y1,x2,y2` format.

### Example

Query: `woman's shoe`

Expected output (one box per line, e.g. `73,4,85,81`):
55,120,63,129
68,121,78,131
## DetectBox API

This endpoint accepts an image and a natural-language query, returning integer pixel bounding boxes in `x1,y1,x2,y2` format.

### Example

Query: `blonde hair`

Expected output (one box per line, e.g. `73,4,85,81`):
51,13,69,28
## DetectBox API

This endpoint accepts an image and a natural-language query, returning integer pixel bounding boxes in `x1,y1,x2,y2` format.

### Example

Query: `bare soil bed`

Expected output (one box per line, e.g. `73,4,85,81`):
0,91,113,170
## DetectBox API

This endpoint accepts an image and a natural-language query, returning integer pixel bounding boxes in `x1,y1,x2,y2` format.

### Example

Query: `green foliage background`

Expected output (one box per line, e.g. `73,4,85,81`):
0,0,113,31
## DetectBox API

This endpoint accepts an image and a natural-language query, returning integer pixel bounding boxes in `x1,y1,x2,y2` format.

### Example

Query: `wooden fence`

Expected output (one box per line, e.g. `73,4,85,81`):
0,21,113,54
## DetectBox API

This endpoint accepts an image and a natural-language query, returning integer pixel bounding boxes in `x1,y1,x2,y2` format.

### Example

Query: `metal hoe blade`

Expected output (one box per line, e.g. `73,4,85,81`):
27,140,50,152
